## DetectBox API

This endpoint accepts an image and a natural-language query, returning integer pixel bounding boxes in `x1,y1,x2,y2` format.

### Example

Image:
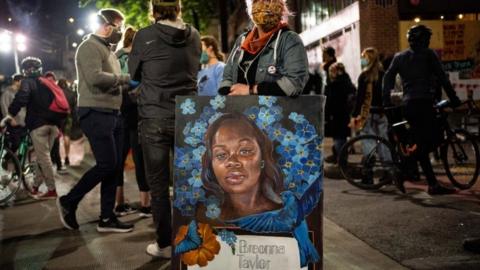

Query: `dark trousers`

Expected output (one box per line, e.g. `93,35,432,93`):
6,125,28,153
403,100,438,186
51,137,62,167
116,118,149,192
64,109,123,219
139,118,174,248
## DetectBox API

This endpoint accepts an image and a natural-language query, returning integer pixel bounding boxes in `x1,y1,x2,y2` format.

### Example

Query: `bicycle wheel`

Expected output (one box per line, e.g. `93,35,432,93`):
339,135,397,190
21,147,37,194
0,147,22,204
441,129,480,189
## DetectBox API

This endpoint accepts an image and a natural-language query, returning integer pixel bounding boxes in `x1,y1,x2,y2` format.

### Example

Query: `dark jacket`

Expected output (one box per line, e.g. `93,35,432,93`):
383,48,458,105
129,22,201,120
324,73,355,138
9,77,64,130
352,71,385,117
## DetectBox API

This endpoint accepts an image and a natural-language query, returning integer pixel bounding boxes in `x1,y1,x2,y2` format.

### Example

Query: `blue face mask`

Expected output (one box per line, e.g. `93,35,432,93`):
360,58,369,68
200,51,209,65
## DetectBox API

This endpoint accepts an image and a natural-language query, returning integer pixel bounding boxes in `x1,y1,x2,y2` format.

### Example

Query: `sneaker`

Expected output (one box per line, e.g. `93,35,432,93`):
29,186,39,198
36,189,58,200
139,206,152,218
56,196,79,230
146,243,171,258
57,166,68,175
64,157,70,166
428,184,456,195
115,203,137,216
97,216,134,233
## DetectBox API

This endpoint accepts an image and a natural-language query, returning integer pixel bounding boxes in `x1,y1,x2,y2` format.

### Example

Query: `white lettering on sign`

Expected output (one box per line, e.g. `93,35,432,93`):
188,235,306,270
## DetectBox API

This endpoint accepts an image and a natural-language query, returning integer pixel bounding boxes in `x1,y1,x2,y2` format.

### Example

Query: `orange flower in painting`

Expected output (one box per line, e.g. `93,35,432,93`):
175,223,221,267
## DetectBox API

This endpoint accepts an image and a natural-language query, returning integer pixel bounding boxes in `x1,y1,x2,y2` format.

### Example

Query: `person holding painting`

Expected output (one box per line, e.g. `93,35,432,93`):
219,0,308,97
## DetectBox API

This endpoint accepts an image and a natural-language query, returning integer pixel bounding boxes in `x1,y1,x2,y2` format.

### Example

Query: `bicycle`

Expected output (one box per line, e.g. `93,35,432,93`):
338,100,480,191
0,124,24,204
462,97,480,138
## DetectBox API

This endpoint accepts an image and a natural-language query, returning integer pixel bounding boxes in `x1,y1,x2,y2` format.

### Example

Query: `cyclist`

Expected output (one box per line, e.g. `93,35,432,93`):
5,57,66,199
383,25,462,195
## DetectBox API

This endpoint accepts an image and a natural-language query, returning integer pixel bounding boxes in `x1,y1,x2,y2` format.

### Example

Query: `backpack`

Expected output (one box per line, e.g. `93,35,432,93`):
38,77,70,115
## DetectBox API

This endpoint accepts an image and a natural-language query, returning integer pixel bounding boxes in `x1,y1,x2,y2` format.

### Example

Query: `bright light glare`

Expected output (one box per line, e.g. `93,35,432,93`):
15,34,26,44
0,32,12,53
17,43,27,52
88,13,100,32
69,17,75,23
458,14,464,19
77,28,85,36
72,42,78,48
414,17,421,23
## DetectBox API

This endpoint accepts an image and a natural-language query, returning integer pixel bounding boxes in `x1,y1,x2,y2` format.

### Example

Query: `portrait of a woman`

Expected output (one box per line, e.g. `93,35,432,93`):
201,113,284,220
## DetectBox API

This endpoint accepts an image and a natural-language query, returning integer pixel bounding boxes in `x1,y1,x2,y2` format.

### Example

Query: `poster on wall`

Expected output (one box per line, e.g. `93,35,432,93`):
172,96,324,270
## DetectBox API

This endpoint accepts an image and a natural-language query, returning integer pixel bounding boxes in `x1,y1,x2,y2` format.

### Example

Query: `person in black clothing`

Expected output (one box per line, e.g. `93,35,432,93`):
383,25,462,195
128,0,201,258
324,62,355,163
322,46,337,88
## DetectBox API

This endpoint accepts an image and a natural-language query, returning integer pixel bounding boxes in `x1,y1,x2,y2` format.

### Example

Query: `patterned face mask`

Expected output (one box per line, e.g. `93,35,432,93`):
251,1,283,31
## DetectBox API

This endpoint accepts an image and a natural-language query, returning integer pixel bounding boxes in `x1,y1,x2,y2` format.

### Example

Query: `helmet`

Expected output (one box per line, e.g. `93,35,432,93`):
21,56,43,77
407,25,432,48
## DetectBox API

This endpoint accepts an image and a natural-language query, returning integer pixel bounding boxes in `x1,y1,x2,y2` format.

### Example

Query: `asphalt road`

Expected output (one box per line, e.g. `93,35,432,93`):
323,163,480,269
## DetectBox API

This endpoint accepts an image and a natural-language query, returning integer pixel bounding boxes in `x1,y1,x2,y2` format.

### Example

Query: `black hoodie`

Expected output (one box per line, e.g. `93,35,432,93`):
129,22,201,120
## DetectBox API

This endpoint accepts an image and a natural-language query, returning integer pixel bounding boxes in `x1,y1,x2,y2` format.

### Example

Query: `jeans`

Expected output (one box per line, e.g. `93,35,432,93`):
30,125,59,190
139,118,174,248
63,109,123,219
360,114,391,162
333,137,346,157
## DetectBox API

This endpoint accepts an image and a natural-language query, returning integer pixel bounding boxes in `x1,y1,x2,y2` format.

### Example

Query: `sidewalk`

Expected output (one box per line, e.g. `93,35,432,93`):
0,148,408,269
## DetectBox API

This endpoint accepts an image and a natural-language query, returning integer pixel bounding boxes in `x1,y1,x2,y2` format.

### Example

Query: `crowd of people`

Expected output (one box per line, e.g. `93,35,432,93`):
0,0,472,260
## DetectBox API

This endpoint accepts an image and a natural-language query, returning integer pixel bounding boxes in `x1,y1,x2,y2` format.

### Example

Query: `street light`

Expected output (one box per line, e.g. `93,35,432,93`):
0,30,27,73
68,17,75,24
76,28,85,36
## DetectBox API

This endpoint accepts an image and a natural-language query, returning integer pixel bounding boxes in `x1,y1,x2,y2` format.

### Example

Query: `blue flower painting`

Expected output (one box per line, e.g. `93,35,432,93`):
174,96,324,268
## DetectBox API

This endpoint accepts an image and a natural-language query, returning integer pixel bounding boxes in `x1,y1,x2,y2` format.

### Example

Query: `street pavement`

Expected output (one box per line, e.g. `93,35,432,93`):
1,140,480,269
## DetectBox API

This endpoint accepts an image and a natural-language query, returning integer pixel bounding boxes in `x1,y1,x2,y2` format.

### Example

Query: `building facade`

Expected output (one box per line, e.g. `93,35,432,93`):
298,0,480,99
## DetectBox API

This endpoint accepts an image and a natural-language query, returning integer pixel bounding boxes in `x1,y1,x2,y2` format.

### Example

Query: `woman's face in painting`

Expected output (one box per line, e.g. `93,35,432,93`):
211,121,262,196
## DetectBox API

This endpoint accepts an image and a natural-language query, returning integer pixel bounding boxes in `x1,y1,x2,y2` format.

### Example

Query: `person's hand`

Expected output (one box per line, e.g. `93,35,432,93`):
348,117,358,129
129,80,140,89
9,118,17,127
0,115,13,128
228,83,250,96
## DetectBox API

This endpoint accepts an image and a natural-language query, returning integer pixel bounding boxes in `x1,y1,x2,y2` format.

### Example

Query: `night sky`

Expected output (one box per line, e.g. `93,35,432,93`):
0,0,96,79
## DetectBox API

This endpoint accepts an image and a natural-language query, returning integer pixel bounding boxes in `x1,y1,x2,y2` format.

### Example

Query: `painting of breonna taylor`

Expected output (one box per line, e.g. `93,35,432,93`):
173,96,324,270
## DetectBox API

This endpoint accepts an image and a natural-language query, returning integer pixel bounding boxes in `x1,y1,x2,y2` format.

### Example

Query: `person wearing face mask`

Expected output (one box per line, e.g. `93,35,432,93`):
197,36,225,96
348,48,391,183
219,0,308,96
57,8,135,233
